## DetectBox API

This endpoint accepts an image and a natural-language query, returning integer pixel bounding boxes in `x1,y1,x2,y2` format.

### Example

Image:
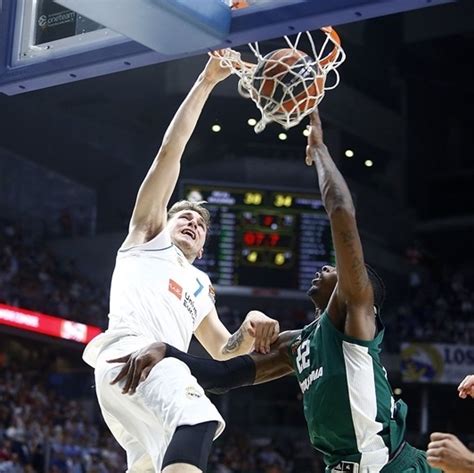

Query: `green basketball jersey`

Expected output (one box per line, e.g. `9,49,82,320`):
288,310,407,470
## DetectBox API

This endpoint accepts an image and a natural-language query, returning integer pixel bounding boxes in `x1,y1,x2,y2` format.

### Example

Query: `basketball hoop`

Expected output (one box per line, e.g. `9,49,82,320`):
214,27,345,133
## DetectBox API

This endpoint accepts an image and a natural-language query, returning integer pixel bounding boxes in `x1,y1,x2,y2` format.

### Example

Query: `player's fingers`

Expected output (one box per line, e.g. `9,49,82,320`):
427,440,448,450
260,324,273,354
122,360,137,394
430,432,451,442
139,366,153,385
254,323,266,353
458,375,474,390
426,456,443,468
310,108,320,124
246,323,257,338
129,359,146,395
270,321,280,343
305,146,314,166
259,324,270,353
265,322,279,351
458,375,470,390
107,355,131,364
110,362,130,385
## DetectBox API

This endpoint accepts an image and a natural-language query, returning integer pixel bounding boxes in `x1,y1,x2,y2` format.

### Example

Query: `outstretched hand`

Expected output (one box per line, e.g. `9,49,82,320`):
305,109,325,166
458,374,474,399
107,342,167,395
203,50,232,84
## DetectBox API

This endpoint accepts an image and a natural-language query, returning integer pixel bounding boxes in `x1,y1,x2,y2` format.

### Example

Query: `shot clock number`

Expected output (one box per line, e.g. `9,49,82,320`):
274,194,293,208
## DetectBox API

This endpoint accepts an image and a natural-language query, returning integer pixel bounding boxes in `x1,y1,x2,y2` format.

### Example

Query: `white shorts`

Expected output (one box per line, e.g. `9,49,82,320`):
93,336,225,472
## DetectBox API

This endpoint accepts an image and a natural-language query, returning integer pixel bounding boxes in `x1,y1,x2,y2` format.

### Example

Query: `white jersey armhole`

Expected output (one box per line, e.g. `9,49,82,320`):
119,228,173,253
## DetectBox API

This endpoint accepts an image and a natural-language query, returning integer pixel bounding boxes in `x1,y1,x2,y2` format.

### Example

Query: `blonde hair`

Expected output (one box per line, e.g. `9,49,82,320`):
167,200,211,229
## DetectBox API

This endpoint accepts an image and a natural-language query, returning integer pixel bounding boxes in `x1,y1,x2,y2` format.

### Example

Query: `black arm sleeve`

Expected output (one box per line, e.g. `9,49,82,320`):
165,344,256,394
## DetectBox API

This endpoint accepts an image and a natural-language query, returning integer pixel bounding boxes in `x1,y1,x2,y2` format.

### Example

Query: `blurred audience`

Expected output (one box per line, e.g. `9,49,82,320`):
1,219,474,349
0,366,125,473
0,221,108,328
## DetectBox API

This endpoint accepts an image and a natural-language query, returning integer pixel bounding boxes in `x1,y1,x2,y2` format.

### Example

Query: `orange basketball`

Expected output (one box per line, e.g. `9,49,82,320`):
251,48,325,118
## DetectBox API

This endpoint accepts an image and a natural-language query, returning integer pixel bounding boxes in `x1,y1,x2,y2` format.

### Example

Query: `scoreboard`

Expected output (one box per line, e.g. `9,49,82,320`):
181,182,335,296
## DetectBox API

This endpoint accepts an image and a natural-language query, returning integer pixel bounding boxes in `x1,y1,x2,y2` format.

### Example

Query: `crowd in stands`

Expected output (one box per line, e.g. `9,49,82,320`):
2,220,474,350
0,365,125,473
0,222,108,328
0,361,321,473
384,243,474,348
207,432,324,473
1,220,474,471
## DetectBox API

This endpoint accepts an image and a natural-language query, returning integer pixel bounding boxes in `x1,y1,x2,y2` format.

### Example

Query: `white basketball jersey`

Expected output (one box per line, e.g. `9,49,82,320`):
83,229,215,367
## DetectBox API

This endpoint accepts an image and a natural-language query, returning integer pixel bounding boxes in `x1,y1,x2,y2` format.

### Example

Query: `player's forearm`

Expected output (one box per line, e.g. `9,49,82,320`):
219,326,255,360
309,144,355,216
166,344,291,391
158,74,217,161
165,345,256,393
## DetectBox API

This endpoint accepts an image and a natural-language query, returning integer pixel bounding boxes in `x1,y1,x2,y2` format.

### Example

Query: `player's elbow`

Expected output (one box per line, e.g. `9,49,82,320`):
327,203,355,221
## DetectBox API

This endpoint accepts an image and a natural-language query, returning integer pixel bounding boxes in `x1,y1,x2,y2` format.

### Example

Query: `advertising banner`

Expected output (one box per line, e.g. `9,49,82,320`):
0,303,101,344
401,342,474,384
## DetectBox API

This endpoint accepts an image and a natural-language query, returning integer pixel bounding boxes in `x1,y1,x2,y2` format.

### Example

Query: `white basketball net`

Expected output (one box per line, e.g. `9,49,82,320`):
216,27,346,133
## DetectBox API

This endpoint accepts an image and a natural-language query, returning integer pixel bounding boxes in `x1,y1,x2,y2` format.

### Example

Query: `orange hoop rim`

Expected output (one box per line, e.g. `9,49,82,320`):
319,26,342,68
211,26,343,72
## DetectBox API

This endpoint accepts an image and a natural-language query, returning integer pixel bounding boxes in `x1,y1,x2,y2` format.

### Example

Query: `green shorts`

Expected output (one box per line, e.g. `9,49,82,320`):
382,442,442,473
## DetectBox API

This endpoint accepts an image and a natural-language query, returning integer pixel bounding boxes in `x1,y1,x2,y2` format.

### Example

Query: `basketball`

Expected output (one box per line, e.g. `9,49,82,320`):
251,48,325,118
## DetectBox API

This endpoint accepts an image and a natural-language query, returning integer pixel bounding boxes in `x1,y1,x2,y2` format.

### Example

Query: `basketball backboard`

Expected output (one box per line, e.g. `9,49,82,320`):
0,0,454,95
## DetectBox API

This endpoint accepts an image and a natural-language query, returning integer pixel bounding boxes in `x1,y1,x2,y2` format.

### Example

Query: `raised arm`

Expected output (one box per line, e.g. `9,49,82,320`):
108,330,299,395
306,110,375,340
123,55,230,248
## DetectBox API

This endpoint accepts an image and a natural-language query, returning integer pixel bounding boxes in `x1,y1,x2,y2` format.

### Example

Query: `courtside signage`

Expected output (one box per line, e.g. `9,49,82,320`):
0,303,102,344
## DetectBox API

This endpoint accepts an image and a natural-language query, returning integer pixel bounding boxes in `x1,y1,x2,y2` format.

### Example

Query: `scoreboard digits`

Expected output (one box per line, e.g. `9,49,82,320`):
244,192,263,205
182,183,334,294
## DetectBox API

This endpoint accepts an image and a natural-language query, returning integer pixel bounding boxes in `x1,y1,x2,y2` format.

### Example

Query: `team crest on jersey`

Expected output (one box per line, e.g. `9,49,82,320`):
185,386,202,400
168,279,183,300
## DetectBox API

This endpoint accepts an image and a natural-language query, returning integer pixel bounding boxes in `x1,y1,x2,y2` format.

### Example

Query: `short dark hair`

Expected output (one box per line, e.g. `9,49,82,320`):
366,263,386,310
167,200,211,230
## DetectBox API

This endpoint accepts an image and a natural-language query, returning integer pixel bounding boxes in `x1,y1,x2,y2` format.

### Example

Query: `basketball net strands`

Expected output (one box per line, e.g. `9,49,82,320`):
218,1,346,132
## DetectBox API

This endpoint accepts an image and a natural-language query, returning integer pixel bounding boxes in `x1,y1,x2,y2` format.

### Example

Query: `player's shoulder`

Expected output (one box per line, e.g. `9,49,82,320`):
119,227,172,253
189,261,213,284
277,329,303,352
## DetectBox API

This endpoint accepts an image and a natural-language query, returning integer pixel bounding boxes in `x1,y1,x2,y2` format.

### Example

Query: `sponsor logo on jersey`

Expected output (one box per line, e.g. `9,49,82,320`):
168,279,183,300
183,293,197,322
299,366,323,394
185,386,202,399
208,285,216,304
290,336,302,354
194,278,204,297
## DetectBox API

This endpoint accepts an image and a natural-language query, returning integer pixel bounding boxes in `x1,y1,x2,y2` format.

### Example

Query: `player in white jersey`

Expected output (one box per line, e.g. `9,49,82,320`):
83,54,280,473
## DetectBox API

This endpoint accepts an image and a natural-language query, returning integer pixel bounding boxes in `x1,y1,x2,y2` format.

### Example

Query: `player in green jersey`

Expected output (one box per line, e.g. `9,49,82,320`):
108,109,441,473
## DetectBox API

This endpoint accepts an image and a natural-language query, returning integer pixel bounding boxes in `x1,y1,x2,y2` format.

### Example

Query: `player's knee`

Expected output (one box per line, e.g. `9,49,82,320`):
162,463,202,473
